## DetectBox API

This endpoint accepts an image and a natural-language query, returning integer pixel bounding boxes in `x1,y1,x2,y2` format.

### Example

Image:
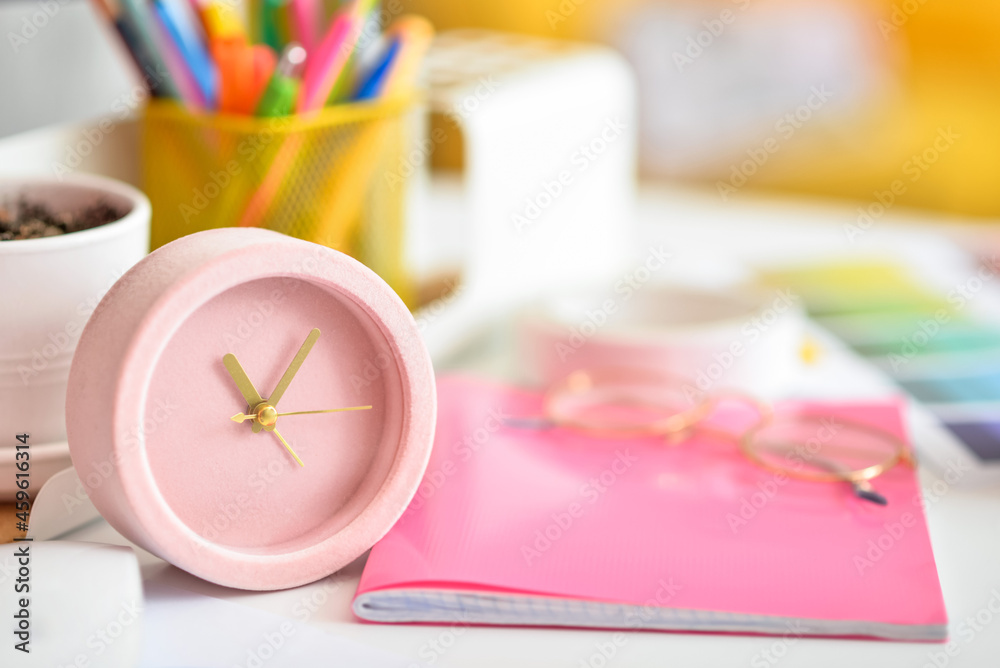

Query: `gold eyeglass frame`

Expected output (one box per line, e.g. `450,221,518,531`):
543,368,915,486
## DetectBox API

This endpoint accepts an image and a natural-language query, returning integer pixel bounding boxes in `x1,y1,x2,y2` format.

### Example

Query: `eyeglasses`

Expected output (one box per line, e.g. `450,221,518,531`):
512,368,914,505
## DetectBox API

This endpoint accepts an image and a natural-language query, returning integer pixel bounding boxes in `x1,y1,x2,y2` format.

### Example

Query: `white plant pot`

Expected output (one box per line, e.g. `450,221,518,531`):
0,174,149,498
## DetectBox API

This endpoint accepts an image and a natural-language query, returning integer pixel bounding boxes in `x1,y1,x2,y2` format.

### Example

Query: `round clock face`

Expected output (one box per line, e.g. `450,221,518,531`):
146,277,399,553
67,229,435,590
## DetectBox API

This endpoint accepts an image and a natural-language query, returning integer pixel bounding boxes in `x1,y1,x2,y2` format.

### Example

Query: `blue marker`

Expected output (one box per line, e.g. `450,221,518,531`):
351,36,400,101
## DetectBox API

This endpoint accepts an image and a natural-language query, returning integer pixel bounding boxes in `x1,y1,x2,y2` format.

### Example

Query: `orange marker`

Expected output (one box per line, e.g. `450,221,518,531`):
213,40,276,115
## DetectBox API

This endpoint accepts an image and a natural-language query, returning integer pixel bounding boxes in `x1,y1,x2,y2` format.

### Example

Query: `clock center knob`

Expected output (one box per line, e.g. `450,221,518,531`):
256,404,278,427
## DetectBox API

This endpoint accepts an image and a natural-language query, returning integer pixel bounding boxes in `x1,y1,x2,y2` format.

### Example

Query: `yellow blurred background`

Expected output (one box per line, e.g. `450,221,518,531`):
401,0,1000,218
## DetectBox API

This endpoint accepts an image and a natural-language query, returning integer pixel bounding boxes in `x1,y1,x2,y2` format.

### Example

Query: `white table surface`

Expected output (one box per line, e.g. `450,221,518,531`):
66,184,1000,667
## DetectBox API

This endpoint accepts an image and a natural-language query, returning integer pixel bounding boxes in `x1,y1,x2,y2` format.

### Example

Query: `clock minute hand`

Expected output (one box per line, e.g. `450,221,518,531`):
267,328,321,408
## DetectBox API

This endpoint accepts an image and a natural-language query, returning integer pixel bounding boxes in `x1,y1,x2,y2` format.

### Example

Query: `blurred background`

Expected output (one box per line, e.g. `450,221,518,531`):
3,0,1000,471
2,0,998,216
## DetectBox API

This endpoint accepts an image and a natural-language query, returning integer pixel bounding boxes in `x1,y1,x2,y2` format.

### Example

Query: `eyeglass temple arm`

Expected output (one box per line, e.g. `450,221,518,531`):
812,455,888,506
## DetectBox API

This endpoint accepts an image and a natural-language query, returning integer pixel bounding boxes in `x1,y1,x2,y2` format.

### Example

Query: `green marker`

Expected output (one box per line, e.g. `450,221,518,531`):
255,42,307,117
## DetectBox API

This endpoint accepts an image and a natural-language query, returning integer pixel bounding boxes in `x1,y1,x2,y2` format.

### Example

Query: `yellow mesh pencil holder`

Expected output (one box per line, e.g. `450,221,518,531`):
142,96,417,306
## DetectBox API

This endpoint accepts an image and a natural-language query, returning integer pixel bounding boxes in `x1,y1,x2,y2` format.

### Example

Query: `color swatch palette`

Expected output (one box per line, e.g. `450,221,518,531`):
763,260,1000,462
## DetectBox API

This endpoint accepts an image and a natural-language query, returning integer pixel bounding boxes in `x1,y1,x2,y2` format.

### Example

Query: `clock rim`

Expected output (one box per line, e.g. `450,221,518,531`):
71,229,436,590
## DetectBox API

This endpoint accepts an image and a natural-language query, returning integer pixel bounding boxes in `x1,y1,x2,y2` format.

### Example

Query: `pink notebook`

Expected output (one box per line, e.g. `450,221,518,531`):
354,377,947,640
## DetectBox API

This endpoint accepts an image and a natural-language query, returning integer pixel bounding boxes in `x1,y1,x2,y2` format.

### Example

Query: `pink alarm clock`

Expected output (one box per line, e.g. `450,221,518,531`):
66,228,436,590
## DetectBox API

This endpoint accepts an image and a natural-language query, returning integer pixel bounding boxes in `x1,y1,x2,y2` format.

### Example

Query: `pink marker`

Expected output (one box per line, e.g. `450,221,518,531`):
289,0,319,53
296,10,360,112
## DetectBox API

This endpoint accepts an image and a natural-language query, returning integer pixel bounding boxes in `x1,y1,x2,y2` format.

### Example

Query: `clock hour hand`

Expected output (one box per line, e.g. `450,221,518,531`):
223,353,267,433
266,328,320,408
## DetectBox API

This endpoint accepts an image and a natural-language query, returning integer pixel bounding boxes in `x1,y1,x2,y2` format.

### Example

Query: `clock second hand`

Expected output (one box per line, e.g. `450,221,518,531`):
230,405,373,423
271,428,304,468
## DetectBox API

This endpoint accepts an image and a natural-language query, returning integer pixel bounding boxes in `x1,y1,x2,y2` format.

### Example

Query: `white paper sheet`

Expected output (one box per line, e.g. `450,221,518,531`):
139,581,416,668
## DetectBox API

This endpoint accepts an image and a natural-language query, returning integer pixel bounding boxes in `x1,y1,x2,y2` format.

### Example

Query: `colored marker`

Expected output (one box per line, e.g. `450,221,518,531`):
312,15,434,248
351,35,398,101
255,43,307,117
296,8,361,112
151,3,205,108
352,14,433,99
326,0,381,102
379,15,434,96
246,0,263,42
288,0,319,52
93,0,179,98
262,0,292,52
214,40,277,115
153,0,219,109
194,0,247,41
